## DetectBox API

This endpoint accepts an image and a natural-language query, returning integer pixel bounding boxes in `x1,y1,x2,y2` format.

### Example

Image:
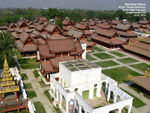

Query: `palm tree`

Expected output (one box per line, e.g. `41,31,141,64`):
0,31,16,68
0,31,16,54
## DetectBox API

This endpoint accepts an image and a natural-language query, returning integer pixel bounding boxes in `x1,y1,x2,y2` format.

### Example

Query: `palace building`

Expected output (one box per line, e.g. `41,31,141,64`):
49,59,133,113
129,66,150,92
124,36,150,58
37,38,87,82
91,28,124,48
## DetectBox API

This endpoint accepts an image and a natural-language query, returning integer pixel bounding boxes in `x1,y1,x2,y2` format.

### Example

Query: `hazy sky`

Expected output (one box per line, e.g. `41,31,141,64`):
0,0,150,11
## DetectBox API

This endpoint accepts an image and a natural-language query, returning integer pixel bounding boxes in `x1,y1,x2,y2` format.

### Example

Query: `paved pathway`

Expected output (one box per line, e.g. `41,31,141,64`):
21,69,55,113
87,45,150,113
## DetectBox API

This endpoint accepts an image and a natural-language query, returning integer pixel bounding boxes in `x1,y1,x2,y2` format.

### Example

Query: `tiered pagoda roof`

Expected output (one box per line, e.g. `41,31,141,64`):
124,37,150,58
129,67,150,92
0,57,20,94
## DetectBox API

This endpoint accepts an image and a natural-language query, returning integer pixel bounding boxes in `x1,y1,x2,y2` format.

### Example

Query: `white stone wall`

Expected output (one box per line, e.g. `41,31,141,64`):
59,63,102,87
50,67,133,113
81,43,87,59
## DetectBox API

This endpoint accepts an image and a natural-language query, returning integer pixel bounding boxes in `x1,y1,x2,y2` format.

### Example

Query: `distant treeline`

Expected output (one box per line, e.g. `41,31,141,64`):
0,8,150,25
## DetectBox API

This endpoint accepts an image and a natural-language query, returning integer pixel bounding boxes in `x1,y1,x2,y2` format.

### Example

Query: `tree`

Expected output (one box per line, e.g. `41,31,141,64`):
0,31,17,68
55,20,63,30
0,31,16,54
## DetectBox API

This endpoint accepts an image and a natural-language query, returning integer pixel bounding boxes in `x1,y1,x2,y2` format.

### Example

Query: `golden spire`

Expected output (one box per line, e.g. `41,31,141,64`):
0,55,20,94
2,55,10,78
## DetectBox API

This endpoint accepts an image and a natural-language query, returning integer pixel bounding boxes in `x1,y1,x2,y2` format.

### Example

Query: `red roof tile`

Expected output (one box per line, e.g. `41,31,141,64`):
47,39,76,53
39,45,55,58
95,28,116,37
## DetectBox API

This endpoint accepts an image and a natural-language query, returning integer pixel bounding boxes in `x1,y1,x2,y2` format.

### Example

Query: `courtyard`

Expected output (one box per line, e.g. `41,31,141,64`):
86,45,150,113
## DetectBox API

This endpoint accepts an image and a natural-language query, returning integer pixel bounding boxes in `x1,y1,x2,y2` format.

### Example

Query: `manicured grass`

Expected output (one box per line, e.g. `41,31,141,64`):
109,51,125,57
33,70,40,78
96,60,119,67
93,88,96,97
102,67,140,83
121,88,146,108
92,46,104,51
86,54,96,61
20,73,28,80
130,63,150,73
44,90,54,103
24,83,32,89
26,90,37,99
34,102,46,113
39,80,49,88
116,57,139,64
18,58,40,69
93,53,114,59
82,90,89,99
15,49,22,59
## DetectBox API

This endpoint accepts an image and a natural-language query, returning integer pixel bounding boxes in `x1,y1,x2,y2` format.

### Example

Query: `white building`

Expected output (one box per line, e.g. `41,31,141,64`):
49,59,133,113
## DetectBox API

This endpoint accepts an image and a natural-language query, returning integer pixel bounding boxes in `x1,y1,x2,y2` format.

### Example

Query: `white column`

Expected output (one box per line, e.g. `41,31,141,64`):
127,106,132,113
118,108,122,113
66,101,69,113
113,95,117,103
105,83,108,94
47,74,49,79
81,43,87,59
56,90,59,101
72,100,76,113
96,85,101,97
78,105,82,113
62,79,64,87
89,87,94,99
107,89,110,102
59,94,62,107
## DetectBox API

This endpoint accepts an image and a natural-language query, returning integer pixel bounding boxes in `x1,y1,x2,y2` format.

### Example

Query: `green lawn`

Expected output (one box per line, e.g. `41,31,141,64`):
86,54,96,61
93,53,114,59
15,49,22,59
34,102,46,113
116,57,139,64
24,83,32,89
102,67,140,83
26,91,37,99
33,70,40,78
109,51,125,57
130,63,150,73
121,88,146,108
39,80,49,88
21,73,28,80
96,60,119,67
82,90,89,99
18,58,40,69
44,90,54,103
92,46,104,51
